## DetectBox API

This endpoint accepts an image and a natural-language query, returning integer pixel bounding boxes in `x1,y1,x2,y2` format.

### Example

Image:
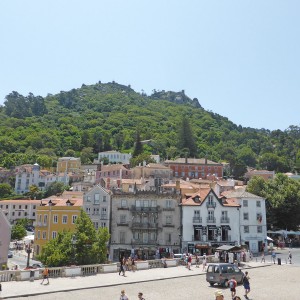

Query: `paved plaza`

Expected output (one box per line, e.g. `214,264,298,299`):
1,248,299,300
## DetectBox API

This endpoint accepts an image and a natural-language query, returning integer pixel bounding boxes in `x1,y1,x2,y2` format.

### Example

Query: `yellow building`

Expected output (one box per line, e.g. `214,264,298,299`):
34,196,83,256
56,157,81,173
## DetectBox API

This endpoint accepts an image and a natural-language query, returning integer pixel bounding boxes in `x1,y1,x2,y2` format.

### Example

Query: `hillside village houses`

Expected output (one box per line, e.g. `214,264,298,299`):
0,153,270,261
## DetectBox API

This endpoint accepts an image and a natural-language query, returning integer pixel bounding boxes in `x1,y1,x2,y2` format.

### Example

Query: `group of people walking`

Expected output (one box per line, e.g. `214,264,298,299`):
119,257,136,276
214,271,250,300
120,289,145,300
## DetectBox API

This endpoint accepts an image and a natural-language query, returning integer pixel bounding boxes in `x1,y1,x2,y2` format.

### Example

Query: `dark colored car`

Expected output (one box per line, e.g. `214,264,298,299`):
8,251,13,258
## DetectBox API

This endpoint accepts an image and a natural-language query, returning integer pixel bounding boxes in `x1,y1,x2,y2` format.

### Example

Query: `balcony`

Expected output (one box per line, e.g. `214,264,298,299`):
193,217,202,223
206,202,216,209
220,217,230,223
117,221,129,226
131,222,158,229
131,239,158,245
162,207,175,211
206,217,216,223
130,205,160,213
162,223,175,228
117,206,129,210
100,214,108,220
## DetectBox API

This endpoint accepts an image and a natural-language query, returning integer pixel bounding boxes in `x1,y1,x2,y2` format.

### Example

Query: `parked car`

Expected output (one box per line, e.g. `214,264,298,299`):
8,251,13,258
206,263,244,287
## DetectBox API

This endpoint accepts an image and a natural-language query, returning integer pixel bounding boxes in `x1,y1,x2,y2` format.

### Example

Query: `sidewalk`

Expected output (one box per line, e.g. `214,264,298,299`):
0,261,272,299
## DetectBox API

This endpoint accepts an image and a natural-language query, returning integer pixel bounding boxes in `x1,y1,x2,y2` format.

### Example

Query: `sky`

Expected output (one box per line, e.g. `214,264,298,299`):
1,1,299,131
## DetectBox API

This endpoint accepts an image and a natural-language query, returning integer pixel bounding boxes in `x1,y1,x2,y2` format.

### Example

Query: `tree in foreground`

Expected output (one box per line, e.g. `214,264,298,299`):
38,210,110,267
11,224,27,240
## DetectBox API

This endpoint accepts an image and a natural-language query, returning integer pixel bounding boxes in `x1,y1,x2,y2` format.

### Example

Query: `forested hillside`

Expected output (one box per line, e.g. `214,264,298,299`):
0,81,300,179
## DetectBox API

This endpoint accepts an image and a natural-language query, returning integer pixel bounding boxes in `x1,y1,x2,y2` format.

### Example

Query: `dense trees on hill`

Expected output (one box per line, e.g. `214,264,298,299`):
0,81,300,180
247,174,300,230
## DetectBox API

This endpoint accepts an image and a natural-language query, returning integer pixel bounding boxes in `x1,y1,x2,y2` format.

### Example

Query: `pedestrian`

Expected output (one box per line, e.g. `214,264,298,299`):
214,290,224,300
119,257,126,276
228,276,237,299
233,297,242,300
243,271,250,299
195,254,200,268
120,289,129,300
187,254,192,270
271,250,276,264
261,252,265,263
202,253,207,271
40,266,49,285
288,251,292,264
138,292,145,300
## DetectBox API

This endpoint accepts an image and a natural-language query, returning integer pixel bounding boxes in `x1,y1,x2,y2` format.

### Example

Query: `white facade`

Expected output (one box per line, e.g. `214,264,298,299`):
96,151,131,165
0,209,11,266
0,200,41,224
181,189,267,254
83,185,111,231
14,164,69,194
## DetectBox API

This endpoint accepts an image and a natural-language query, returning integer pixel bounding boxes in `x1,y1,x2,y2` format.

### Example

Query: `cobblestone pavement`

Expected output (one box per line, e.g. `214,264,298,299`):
1,263,299,300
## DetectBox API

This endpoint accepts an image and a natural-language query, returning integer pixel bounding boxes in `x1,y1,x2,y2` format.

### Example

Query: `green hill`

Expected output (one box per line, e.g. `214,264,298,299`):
0,81,299,179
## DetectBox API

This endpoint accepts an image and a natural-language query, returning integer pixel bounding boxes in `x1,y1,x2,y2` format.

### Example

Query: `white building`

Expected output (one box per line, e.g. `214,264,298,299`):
0,199,41,224
0,209,11,266
95,151,132,165
14,164,69,194
83,185,111,231
181,188,267,254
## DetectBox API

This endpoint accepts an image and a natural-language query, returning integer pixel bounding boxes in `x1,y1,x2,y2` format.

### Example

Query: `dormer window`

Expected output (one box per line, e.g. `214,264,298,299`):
194,196,200,203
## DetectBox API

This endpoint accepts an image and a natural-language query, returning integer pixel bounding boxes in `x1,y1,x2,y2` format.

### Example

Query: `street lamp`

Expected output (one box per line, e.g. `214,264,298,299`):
26,243,32,268
71,235,76,265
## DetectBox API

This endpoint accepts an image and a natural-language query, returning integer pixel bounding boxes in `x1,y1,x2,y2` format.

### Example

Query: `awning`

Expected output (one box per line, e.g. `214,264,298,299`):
195,244,209,249
207,225,217,230
216,245,242,252
221,225,231,230
193,225,203,230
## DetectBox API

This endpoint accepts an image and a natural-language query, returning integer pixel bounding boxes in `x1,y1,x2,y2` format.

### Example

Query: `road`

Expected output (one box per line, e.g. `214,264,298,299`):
8,251,42,269
7,264,300,300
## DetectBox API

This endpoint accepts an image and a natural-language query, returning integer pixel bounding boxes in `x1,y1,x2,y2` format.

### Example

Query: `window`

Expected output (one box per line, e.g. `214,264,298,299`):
18,211,21,216
243,200,248,207
166,200,172,208
257,226,262,233
136,200,141,207
120,232,126,244
166,215,172,224
25,205,28,209
151,200,157,207
194,210,200,218
24,212,27,216
103,196,107,202
86,196,91,202
13,205,15,209
121,199,127,208
143,200,149,207
120,215,126,224
208,195,213,203
42,231,46,239
52,231,57,239
72,215,77,224
257,213,262,223
43,215,48,225
62,215,68,224
208,210,214,220
12,212,15,216
244,226,249,233
94,193,100,204
165,233,172,243
33,212,35,217
53,215,58,223
256,200,261,207
33,205,36,209
37,231,41,239
101,222,106,228
243,213,249,220
19,205,21,209
222,211,228,218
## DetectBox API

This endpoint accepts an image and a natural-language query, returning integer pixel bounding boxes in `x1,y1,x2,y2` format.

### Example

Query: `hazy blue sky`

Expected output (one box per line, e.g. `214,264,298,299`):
1,1,299,131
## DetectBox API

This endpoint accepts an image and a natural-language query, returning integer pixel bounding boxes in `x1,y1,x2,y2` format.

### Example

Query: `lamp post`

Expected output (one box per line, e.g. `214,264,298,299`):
71,235,76,265
26,243,32,268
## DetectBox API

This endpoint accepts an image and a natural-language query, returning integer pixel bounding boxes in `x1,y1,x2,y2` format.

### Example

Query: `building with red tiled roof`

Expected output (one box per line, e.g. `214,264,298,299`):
164,157,223,180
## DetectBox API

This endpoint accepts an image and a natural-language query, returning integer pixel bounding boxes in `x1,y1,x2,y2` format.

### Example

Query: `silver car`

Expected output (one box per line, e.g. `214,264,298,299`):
206,263,244,286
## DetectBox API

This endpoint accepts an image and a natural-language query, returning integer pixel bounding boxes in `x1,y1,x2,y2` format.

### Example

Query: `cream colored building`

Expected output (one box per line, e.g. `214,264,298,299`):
110,192,181,261
0,209,11,266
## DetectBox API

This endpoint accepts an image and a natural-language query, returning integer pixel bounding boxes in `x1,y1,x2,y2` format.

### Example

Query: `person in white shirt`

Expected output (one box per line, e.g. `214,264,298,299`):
120,289,129,300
